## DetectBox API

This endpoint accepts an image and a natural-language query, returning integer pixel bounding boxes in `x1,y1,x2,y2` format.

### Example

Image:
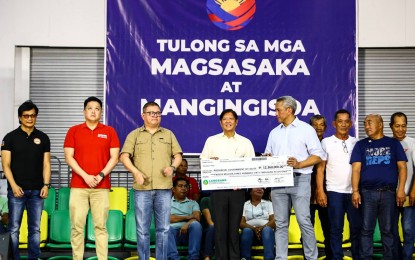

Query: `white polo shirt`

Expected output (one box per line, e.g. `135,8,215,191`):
399,136,415,195
322,135,357,193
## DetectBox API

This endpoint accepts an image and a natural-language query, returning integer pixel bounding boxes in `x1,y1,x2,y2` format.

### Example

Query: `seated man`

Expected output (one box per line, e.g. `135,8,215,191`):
0,195,8,233
173,158,201,202
168,178,202,260
240,188,275,260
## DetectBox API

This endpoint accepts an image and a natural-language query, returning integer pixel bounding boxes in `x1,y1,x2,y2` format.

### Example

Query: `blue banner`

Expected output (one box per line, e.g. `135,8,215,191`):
106,0,356,154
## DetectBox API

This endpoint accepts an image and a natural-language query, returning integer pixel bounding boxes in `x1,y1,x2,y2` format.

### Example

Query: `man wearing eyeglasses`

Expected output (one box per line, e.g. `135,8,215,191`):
389,112,415,260
1,100,51,260
64,96,120,260
120,101,182,260
167,177,202,260
316,109,361,260
351,114,407,259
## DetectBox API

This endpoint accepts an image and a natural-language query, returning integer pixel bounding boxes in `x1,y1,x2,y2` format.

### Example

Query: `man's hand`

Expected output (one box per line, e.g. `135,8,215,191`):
316,189,327,207
396,189,406,207
133,171,146,185
409,190,415,206
162,166,174,177
287,157,300,169
40,186,49,199
180,219,196,235
93,175,103,184
11,185,24,198
83,174,98,188
352,191,361,208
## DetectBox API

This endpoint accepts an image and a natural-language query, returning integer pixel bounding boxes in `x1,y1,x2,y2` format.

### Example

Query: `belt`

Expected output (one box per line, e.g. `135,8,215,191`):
293,172,302,177
375,186,395,192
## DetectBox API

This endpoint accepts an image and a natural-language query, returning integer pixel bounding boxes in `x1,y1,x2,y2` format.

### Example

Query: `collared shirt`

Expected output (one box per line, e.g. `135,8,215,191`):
242,199,273,227
200,132,255,159
170,196,200,229
64,122,120,189
322,135,358,193
121,126,182,190
1,127,50,190
400,136,415,195
264,117,325,174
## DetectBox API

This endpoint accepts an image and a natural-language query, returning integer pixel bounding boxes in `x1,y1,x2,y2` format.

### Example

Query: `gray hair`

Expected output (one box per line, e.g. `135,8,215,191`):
276,96,297,112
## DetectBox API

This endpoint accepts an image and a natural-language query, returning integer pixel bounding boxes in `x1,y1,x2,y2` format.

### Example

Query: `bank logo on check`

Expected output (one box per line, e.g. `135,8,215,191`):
200,156,293,190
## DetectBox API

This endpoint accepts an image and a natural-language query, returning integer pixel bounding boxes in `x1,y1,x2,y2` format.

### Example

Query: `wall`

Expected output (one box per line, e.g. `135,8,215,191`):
0,0,414,139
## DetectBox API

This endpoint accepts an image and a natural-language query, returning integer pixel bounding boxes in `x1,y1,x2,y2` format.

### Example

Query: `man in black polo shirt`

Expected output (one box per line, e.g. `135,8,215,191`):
1,100,51,260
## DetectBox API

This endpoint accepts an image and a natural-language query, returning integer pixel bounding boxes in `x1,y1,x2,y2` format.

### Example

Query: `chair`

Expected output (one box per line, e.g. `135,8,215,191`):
124,209,137,249
19,210,48,249
85,256,120,260
46,210,73,250
124,209,156,250
57,187,71,210
47,256,73,260
43,187,56,216
109,187,128,215
124,257,156,260
85,209,124,249
315,211,351,249
129,188,135,210
288,212,302,249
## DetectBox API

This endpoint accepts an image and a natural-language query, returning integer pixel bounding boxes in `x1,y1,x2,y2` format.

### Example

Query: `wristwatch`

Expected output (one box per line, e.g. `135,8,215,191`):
99,172,105,178
43,183,51,189
171,165,176,171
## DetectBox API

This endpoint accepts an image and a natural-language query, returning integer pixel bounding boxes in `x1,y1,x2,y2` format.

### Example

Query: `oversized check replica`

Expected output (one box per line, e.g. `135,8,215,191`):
201,156,294,190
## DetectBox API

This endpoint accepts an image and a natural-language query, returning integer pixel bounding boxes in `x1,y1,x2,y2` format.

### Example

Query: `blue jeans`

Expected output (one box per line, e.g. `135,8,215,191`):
8,189,43,260
327,191,361,260
271,174,318,260
240,226,275,260
203,224,215,257
134,189,171,260
400,206,415,260
360,189,397,260
167,221,202,260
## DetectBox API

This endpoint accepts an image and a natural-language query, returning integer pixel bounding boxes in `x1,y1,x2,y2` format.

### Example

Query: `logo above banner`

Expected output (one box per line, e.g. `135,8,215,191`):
207,0,256,30
106,0,357,154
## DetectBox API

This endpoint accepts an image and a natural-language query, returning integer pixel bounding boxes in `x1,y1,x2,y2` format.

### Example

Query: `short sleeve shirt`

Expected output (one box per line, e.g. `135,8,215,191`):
121,126,182,190
1,127,50,190
63,123,120,189
170,197,200,229
242,199,273,227
350,136,407,190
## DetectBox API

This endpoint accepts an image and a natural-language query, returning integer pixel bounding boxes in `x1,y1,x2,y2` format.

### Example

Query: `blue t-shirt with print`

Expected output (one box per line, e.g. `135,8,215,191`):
350,136,407,190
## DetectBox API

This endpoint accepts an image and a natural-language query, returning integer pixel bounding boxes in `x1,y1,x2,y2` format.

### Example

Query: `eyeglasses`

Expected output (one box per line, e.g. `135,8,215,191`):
342,140,348,153
144,111,162,117
21,114,37,119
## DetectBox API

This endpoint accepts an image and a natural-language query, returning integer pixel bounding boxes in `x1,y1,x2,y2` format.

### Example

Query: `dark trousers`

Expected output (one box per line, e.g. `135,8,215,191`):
211,189,245,260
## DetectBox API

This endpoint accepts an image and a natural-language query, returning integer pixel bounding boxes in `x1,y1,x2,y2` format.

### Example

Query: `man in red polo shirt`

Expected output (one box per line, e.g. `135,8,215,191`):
173,158,200,202
63,96,120,260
